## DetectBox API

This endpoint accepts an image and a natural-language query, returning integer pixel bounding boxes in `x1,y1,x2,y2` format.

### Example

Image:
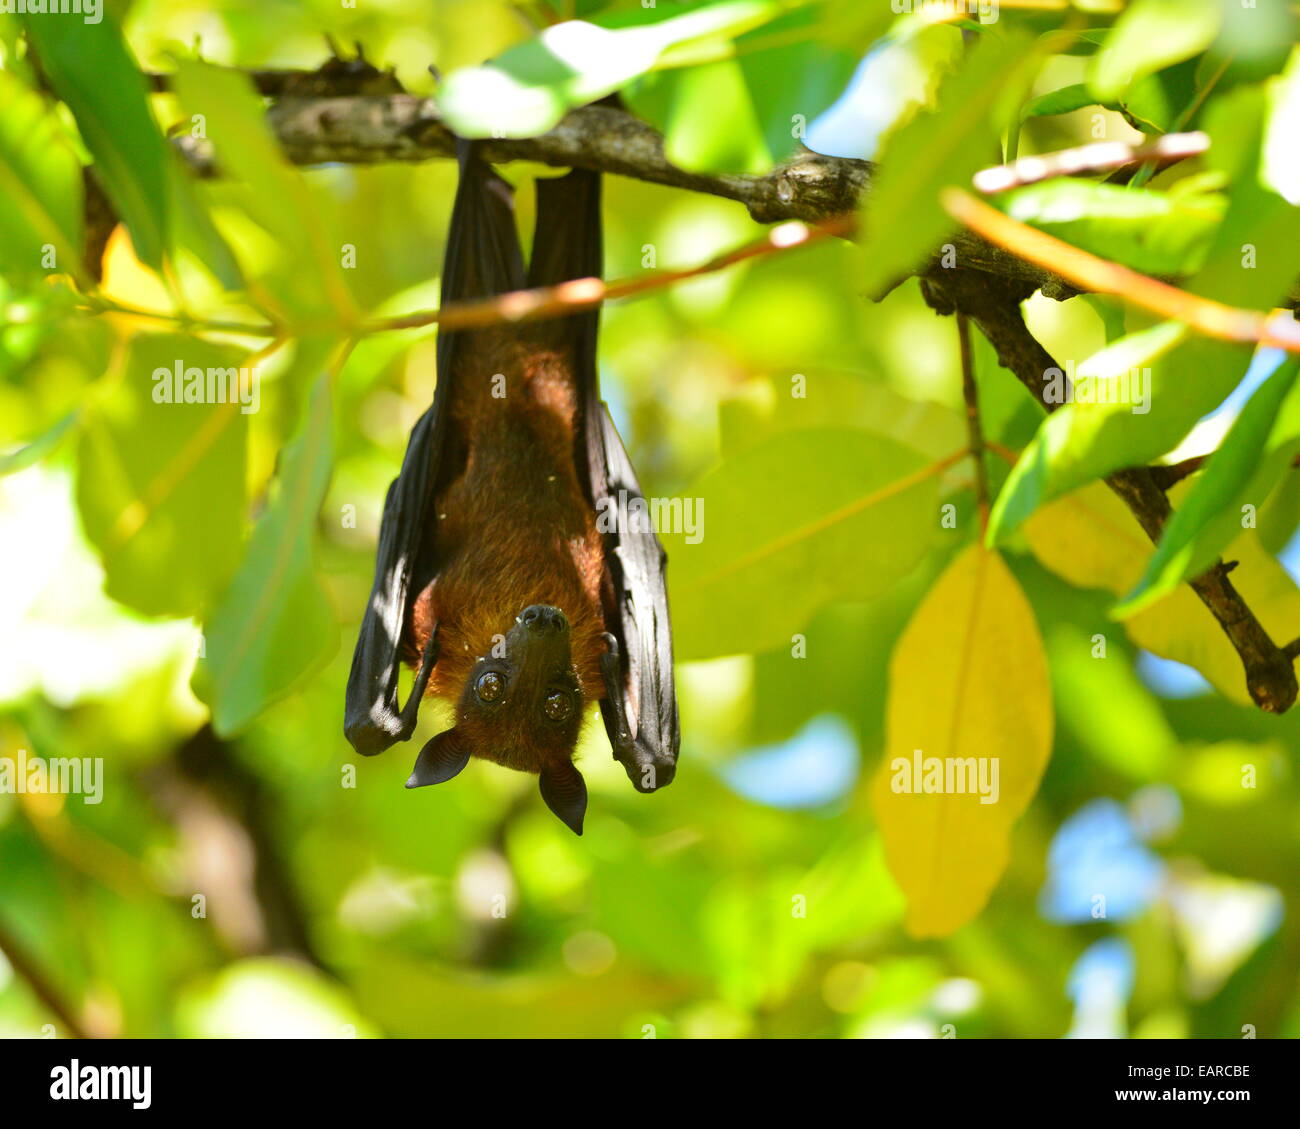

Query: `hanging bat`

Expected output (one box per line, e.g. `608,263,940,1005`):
343,143,679,835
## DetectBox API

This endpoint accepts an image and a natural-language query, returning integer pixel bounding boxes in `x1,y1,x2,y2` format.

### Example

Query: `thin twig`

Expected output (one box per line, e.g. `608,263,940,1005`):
972,132,1209,194
365,216,853,333
0,917,88,1038
942,188,1300,353
956,312,990,533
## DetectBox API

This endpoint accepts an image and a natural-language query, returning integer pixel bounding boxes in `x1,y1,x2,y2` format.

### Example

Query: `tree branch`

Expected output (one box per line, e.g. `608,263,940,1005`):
171,95,1069,294
923,269,1299,714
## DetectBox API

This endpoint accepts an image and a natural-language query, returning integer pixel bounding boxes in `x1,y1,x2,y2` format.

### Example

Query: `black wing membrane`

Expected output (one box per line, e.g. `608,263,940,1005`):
530,169,680,790
344,143,525,756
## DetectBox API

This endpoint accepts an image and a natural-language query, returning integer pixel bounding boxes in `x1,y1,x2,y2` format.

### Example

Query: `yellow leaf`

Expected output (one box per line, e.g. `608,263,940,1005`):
1023,482,1300,706
872,544,1053,938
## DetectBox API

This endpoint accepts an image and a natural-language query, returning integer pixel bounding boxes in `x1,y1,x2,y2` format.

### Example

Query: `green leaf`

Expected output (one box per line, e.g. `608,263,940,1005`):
1115,57,1200,133
166,153,244,293
738,8,860,163
1116,354,1300,617
718,372,965,462
1189,86,1300,310
0,411,79,477
627,59,771,175
1020,83,1099,119
987,324,1251,543
437,0,784,139
860,29,1038,294
0,70,85,285
170,59,351,322
25,11,169,269
996,180,1224,277
76,334,249,618
199,351,341,736
1263,48,1300,205
1089,0,1221,103
667,428,940,660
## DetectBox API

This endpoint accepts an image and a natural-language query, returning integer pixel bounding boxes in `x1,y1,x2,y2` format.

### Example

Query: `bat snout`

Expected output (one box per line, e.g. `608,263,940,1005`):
519,604,568,635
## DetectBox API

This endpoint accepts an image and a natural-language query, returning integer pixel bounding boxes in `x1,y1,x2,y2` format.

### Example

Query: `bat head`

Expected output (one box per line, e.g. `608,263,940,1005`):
406,604,588,834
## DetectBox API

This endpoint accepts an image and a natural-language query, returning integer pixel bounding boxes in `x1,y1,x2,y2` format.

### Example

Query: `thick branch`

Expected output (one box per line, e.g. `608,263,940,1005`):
174,96,1069,294
924,269,1299,714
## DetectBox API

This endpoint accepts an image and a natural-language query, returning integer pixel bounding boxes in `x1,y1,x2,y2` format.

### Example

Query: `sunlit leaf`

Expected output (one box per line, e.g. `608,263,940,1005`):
987,326,1249,543
77,334,248,618
872,545,1053,938
996,180,1223,277
199,352,341,735
170,60,352,322
1023,481,1300,706
25,11,168,269
0,412,78,478
438,0,783,139
1188,85,1300,309
669,428,943,660
1089,0,1221,103
861,29,1038,293
1116,355,1300,617
0,70,84,285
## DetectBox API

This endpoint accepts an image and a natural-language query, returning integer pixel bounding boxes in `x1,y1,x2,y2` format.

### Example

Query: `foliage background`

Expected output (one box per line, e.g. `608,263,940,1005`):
1,0,1299,1038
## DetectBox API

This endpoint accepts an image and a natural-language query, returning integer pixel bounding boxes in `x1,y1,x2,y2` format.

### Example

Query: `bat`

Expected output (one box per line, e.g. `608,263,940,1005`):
343,143,679,835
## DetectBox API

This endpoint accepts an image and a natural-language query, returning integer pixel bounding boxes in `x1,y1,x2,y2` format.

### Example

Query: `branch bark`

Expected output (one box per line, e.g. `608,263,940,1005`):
174,96,1075,295
923,269,1299,714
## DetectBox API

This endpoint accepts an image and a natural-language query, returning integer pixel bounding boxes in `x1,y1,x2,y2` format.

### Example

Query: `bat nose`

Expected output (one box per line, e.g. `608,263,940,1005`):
520,604,567,634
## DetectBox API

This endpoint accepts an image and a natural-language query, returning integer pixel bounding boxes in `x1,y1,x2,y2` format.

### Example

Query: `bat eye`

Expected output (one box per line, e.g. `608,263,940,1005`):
475,671,504,702
543,691,572,722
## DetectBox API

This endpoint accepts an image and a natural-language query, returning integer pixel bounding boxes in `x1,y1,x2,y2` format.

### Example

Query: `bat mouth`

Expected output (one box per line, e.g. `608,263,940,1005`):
502,605,576,696
516,604,568,635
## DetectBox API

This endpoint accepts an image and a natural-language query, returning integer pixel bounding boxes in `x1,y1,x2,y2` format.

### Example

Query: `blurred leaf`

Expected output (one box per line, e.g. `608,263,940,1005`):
1023,481,1300,706
987,326,1249,543
1089,0,1221,103
718,373,965,461
1046,624,1177,781
861,29,1037,293
25,12,168,269
738,9,860,163
1117,355,1300,617
0,411,78,478
872,545,1052,938
1263,48,1300,205
166,155,244,293
816,0,895,52
0,70,84,285
1021,83,1111,119
1188,85,1300,310
1116,57,1199,133
76,334,248,618
669,428,941,659
996,180,1223,277
176,957,376,1037
627,59,771,174
200,352,341,735
170,60,352,322
438,0,784,139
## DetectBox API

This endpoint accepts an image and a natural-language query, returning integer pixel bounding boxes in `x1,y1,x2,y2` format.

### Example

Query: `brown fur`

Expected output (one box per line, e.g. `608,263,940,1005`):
407,324,607,773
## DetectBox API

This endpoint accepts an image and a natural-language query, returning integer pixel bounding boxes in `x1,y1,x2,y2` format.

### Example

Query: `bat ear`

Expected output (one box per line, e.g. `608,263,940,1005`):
406,728,472,788
539,761,587,836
